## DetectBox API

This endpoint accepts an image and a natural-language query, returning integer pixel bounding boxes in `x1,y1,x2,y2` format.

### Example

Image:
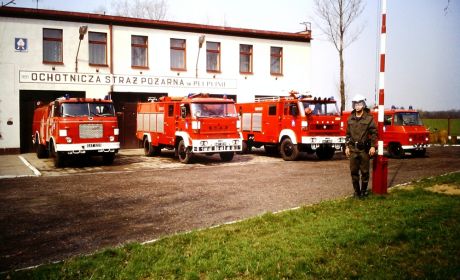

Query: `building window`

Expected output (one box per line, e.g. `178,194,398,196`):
206,41,221,72
89,32,107,66
170,38,186,71
270,46,283,75
239,44,253,74
43,28,63,64
131,35,148,68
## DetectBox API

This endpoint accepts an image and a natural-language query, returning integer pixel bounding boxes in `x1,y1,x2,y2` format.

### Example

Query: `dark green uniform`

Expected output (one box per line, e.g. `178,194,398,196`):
346,108,377,197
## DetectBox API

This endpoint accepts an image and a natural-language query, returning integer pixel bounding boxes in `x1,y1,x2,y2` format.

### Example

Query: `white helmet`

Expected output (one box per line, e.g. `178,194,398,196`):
352,94,367,109
352,94,366,103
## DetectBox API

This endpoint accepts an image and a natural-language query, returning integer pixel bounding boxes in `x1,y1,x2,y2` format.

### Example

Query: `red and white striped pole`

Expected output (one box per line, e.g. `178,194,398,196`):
372,0,389,194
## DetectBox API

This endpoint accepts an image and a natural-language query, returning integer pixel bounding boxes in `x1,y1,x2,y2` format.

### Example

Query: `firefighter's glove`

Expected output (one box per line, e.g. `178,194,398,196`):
369,147,376,157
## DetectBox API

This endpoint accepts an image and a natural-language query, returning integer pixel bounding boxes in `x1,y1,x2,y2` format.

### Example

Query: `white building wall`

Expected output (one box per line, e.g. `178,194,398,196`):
0,14,311,151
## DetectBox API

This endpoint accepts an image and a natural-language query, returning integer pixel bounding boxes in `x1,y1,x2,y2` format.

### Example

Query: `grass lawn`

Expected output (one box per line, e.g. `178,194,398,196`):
423,118,460,135
5,172,460,280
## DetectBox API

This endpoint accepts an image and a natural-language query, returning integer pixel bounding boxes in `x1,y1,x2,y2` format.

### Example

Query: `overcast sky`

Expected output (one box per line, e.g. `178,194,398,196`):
7,0,460,110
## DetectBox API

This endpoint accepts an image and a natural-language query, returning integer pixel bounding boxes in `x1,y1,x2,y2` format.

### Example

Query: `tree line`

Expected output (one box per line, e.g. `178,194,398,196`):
419,110,460,119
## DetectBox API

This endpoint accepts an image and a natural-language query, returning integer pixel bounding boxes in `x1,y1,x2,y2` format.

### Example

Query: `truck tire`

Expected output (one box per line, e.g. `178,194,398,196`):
280,138,299,161
219,152,234,162
35,136,49,159
143,138,155,156
316,146,335,160
51,142,65,168
411,148,426,157
103,153,115,165
239,141,252,154
388,143,404,158
177,139,193,164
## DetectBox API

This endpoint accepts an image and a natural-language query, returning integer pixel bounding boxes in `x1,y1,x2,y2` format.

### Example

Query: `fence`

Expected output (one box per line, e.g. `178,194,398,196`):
422,118,460,145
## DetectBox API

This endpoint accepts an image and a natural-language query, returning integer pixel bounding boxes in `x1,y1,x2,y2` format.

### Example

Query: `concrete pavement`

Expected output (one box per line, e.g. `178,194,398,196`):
0,154,41,179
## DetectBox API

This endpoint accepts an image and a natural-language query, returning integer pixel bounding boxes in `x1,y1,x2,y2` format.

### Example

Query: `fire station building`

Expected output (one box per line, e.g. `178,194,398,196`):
0,7,312,153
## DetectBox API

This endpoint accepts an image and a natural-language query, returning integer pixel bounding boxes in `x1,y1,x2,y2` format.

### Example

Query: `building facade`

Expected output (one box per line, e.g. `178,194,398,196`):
0,7,312,153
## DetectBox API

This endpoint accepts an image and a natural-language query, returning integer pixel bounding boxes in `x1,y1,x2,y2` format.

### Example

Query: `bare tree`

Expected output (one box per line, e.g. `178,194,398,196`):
314,0,365,112
111,0,168,20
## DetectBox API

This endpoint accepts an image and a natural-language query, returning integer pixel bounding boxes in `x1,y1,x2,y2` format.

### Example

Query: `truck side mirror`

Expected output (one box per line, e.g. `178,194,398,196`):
180,106,187,118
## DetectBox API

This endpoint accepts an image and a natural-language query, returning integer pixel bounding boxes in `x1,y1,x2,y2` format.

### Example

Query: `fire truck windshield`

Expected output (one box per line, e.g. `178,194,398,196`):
394,112,423,126
191,103,237,118
301,101,339,116
61,103,115,117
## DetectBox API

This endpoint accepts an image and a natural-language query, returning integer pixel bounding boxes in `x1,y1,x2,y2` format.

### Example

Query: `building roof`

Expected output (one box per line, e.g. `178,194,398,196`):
0,7,311,42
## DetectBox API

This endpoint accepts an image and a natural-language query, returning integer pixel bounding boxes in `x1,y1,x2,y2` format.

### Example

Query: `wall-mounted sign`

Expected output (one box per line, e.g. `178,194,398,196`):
19,70,237,89
15,38,28,52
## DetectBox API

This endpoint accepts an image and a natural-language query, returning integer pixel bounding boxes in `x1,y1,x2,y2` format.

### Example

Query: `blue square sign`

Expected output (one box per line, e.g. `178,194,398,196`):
15,38,28,52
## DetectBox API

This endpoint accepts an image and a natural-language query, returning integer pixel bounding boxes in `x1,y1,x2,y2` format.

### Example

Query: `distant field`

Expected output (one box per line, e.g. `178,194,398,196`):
423,119,460,135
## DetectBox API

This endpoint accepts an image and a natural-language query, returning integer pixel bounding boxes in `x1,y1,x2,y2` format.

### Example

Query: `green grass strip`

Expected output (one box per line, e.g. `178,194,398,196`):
7,172,460,280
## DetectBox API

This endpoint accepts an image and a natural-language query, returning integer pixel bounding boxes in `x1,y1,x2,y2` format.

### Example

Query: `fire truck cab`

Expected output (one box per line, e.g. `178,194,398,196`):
342,106,429,157
32,96,120,167
236,91,345,160
136,94,242,163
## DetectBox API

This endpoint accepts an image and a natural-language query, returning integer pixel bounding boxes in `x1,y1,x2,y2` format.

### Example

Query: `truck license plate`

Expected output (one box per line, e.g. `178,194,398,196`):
87,143,102,148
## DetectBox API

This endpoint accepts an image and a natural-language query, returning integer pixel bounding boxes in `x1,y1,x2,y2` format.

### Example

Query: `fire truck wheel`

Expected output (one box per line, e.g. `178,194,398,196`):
388,143,405,158
35,138,49,159
280,138,299,161
239,141,252,154
49,141,65,167
143,138,155,156
102,153,115,165
177,139,193,164
219,152,234,162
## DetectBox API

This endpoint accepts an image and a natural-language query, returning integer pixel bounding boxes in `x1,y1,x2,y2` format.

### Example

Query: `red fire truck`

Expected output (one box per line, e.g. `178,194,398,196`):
32,96,120,167
342,106,430,157
236,91,345,160
136,94,242,163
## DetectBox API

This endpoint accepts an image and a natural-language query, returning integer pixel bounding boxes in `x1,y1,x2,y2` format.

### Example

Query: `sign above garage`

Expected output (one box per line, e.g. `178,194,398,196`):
19,70,237,89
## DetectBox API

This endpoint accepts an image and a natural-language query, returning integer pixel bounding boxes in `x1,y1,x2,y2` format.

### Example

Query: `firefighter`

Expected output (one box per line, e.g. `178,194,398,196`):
345,94,377,198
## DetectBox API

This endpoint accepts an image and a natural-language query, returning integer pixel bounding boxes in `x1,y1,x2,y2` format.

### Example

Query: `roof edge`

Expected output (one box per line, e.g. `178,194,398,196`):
0,7,311,42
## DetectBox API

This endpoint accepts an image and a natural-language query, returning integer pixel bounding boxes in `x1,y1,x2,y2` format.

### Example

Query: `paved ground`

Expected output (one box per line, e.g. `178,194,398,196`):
1,146,460,272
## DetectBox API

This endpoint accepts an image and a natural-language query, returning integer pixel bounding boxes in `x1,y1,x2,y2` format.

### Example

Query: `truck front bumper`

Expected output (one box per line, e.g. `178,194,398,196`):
401,144,430,150
191,138,242,153
56,142,120,154
301,136,346,150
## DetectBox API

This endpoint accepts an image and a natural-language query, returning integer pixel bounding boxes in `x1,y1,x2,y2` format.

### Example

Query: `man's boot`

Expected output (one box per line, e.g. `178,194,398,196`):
353,181,361,198
360,181,368,198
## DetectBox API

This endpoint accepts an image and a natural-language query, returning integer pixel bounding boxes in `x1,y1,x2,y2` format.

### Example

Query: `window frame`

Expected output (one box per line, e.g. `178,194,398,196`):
131,35,149,69
170,38,187,71
270,46,283,76
43,28,63,64
239,44,253,74
206,41,221,73
88,31,108,67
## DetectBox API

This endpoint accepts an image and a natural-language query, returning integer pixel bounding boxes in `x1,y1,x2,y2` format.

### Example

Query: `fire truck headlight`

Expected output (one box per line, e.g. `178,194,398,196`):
409,138,413,142
425,137,429,141
109,136,115,142
65,137,72,144
59,129,67,137
301,121,308,128
114,128,119,135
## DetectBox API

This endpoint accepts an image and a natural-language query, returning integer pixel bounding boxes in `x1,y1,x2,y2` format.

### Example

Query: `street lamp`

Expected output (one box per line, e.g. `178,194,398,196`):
195,35,205,78
75,25,88,73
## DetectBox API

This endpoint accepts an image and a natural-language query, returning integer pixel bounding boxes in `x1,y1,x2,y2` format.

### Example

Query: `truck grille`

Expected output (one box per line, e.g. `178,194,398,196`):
79,124,103,139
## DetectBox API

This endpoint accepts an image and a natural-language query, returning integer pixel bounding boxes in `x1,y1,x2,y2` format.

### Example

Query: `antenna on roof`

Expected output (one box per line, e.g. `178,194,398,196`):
300,22,311,32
